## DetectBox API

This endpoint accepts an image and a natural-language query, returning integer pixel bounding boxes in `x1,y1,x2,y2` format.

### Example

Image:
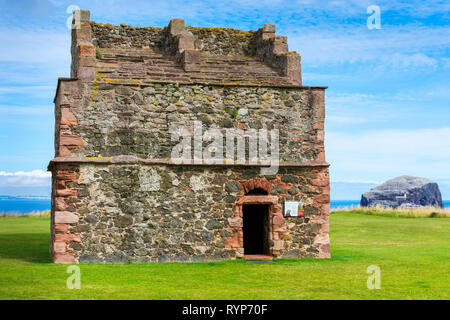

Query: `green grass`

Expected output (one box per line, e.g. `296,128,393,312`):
0,210,50,218
332,205,450,218
0,213,449,299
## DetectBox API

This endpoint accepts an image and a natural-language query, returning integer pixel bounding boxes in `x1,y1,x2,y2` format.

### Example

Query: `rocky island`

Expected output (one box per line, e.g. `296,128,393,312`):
360,176,443,208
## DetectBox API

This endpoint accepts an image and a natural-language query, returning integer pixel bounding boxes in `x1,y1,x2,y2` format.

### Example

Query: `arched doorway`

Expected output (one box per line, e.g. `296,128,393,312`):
226,178,284,259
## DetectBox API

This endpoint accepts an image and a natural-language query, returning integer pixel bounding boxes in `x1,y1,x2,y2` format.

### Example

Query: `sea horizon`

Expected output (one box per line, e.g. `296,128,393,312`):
0,197,449,214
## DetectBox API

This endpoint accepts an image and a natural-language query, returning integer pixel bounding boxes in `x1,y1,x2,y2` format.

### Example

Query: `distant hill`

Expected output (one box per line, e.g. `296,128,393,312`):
0,195,50,200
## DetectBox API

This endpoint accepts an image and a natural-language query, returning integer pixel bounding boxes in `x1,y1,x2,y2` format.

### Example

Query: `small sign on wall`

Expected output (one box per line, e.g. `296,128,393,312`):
284,201,305,217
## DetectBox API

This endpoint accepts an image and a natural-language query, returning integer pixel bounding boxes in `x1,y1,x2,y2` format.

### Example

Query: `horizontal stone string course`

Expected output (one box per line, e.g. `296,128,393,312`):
48,156,330,169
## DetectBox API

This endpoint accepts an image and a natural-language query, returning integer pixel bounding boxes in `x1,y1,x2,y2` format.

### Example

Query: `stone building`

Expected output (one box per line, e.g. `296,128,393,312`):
48,10,330,263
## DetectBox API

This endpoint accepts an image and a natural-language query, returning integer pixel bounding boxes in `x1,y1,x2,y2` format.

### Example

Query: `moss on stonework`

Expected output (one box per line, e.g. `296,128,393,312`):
95,48,102,59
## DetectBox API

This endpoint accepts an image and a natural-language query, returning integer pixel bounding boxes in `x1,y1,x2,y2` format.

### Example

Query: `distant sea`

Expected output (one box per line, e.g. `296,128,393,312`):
0,198,449,214
330,200,450,209
0,197,51,214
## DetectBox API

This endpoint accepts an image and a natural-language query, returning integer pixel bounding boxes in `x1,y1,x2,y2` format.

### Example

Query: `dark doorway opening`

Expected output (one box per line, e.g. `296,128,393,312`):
246,188,268,195
242,204,270,255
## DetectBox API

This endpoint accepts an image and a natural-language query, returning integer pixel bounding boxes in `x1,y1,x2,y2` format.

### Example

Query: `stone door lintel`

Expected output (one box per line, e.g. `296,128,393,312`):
236,195,278,205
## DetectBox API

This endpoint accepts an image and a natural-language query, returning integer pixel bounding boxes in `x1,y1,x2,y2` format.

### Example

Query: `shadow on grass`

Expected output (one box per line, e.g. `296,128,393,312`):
0,233,52,263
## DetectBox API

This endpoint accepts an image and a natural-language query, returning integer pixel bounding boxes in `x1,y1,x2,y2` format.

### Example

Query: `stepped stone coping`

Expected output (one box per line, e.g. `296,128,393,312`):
94,47,291,86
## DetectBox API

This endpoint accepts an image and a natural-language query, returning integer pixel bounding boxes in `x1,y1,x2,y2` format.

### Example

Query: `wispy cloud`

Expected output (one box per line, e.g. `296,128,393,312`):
0,86,54,94
0,105,52,115
0,28,70,86
326,127,450,181
0,170,51,187
288,25,450,69
0,170,50,178
325,92,397,126
0,28,69,64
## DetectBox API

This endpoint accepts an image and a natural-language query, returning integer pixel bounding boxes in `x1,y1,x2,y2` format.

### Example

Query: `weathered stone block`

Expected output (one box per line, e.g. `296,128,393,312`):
55,223,69,233
284,54,301,85
55,211,79,224
77,10,90,22
54,253,76,264
60,108,78,126
77,66,96,81
79,43,95,57
55,197,68,211
178,30,195,51
56,189,77,198
115,215,133,227
182,49,200,71
263,24,275,33
56,171,77,181
54,241,66,253
78,56,96,67
273,36,288,54
60,135,85,147
262,24,275,40
169,18,185,36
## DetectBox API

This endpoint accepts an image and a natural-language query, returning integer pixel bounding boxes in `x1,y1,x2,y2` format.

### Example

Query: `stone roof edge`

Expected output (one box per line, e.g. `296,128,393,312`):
53,77,79,103
54,78,326,104
48,156,330,171
55,77,327,104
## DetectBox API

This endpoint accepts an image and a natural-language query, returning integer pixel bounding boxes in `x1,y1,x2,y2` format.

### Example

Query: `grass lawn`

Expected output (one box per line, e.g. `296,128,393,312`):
0,213,448,299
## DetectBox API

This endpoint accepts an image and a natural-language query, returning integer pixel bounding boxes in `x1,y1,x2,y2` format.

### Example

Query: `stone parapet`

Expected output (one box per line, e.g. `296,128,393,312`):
254,24,302,85
162,18,201,72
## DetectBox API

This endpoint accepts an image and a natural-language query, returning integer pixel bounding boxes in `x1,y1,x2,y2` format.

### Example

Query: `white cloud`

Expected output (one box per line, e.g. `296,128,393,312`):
0,28,70,85
0,86,54,94
325,92,397,126
389,53,438,69
288,25,450,69
0,170,51,187
326,115,368,124
0,28,70,64
326,127,450,181
442,57,450,68
0,170,51,178
0,105,52,115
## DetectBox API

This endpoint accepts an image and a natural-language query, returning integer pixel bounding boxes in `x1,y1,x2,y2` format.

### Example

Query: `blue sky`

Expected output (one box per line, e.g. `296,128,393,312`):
0,0,449,199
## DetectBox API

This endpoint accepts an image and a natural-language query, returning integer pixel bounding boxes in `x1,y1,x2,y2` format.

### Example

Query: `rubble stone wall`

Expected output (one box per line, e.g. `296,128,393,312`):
90,21,256,56
51,163,329,263
66,83,325,163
